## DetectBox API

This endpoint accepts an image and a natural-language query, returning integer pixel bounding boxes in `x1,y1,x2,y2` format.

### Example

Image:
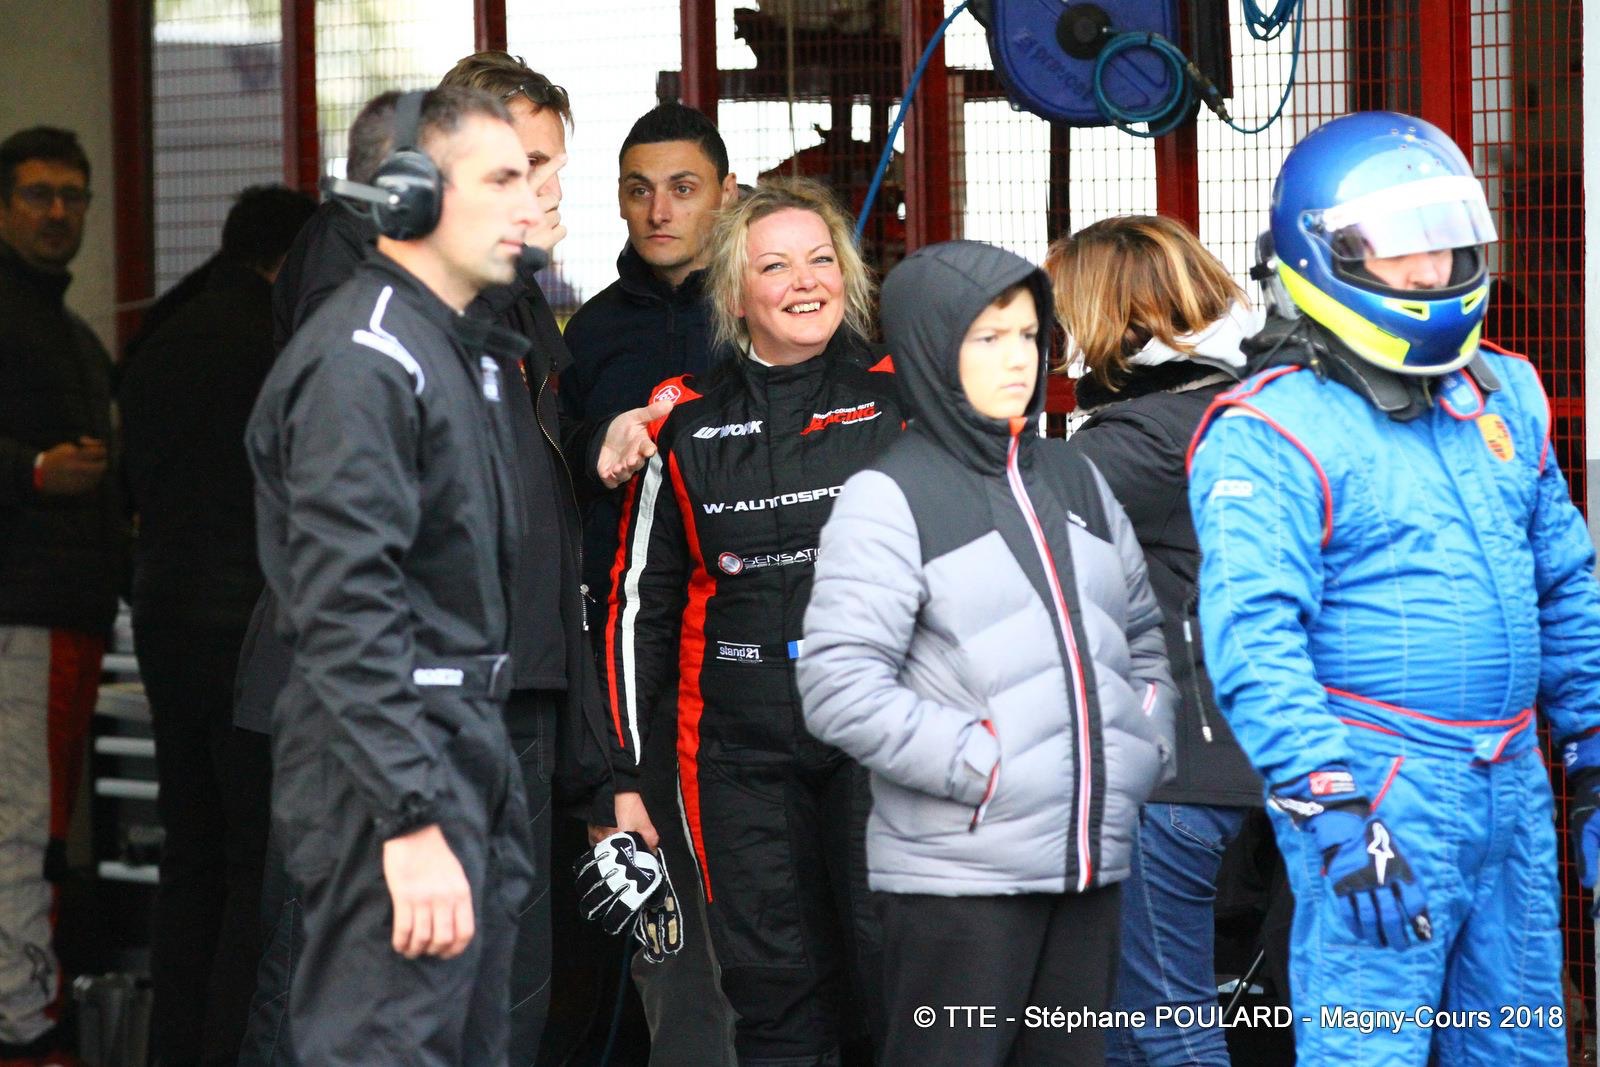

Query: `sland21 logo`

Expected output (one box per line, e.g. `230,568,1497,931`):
801,401,880,436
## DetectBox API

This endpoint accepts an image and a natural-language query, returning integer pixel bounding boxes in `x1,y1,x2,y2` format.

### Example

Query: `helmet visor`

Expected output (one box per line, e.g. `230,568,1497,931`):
1318,175,1498,260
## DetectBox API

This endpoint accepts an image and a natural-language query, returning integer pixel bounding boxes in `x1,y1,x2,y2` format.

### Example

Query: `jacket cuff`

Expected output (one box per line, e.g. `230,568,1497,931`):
950,722,1000,806
372,790,439,842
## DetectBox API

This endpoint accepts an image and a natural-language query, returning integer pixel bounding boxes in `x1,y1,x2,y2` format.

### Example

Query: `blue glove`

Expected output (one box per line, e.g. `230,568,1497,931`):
1270,765,1433,949
1562,732,1600,889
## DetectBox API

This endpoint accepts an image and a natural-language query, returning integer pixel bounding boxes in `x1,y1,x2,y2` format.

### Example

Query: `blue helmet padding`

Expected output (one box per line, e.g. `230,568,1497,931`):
1270,111,1497,376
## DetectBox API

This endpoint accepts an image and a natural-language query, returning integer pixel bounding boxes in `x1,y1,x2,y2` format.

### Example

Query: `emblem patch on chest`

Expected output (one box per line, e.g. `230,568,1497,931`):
1475,414,1514,462
480,356,502,402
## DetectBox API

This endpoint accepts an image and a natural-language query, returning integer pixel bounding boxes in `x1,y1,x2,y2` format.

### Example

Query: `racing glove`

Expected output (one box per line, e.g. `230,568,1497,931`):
1562,731,1600,889
1269,764,1432,949
575,831,667,936
632,848,684,963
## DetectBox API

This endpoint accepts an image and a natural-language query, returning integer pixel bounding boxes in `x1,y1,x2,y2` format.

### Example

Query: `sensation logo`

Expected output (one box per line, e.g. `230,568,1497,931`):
717,549,819,575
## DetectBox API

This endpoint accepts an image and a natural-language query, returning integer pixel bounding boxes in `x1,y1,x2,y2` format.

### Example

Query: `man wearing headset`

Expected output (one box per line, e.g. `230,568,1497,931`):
245,86,561,1065
1189,111,1600,1064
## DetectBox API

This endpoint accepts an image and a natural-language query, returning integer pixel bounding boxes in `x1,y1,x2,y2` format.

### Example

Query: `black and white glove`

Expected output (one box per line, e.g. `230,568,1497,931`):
633,848,684,963
1270,764,1432,949
575,831,666,936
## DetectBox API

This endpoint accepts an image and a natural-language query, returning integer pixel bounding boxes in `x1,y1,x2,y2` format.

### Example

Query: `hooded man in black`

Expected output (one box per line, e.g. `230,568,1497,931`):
119,182,314,1067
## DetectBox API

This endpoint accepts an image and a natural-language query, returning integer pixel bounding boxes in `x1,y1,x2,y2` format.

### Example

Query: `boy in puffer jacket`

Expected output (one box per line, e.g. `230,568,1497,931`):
798,239,1176,1067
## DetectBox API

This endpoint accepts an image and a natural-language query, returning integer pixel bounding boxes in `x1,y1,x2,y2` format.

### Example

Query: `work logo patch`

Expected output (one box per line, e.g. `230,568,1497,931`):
1475,414,1514,462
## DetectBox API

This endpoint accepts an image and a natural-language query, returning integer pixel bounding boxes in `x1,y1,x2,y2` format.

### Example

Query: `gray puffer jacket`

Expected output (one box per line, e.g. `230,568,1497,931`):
798,241,1176,896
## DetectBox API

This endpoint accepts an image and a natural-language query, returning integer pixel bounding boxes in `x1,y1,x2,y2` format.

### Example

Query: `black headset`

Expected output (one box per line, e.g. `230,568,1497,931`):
322,90,442,240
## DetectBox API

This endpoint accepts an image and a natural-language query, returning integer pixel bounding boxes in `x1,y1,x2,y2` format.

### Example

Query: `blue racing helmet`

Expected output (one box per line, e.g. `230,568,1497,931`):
1270,111,1497,376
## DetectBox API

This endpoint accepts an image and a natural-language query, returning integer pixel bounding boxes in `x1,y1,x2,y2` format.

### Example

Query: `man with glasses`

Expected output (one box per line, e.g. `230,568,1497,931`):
0,125,124,1066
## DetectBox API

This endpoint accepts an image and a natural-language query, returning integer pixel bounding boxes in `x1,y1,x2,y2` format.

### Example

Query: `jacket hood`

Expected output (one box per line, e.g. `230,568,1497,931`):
880,240,1053,467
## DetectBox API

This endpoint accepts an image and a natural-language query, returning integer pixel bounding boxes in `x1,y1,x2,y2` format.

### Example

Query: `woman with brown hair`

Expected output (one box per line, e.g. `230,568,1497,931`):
1049,215,1263,1067
601,176,899,1065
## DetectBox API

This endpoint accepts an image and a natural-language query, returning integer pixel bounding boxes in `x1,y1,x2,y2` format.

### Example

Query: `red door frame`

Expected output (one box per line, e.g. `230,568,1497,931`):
679,0,718,124
282,0,319,197
901,0,953,250
475,0,507,53
109,0,154,349
1416,0,1473,152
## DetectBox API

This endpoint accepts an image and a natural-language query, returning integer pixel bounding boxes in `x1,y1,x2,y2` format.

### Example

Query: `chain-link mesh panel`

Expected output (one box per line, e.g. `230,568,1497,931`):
314,0,474,180
152,0,285,294
505,1,682,316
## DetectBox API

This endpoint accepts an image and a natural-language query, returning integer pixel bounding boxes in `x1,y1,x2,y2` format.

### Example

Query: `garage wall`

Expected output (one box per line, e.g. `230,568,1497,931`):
0,0,119,350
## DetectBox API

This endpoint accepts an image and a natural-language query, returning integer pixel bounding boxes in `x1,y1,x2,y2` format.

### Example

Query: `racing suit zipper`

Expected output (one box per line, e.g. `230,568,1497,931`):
1004,423,1095,890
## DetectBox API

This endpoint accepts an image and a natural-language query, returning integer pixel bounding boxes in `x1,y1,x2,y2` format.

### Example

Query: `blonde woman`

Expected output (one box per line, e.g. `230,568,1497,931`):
600,177,900,1064
1049,214,1264,1067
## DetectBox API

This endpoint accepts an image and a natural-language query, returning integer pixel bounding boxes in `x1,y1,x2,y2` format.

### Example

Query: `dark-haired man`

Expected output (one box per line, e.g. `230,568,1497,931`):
120,183,315,1067
245,87,556,1066
561,102,740,1067
0,125,124,1066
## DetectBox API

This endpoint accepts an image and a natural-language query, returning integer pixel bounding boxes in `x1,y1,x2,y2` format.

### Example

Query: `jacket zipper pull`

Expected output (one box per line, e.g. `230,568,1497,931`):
580,583,590,632
1182,615,1215,743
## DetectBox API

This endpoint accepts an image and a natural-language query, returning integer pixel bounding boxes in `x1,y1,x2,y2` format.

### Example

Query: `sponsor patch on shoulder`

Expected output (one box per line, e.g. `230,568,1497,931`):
1208,479,1255,501
715,642,762,664
1476,414,1514,462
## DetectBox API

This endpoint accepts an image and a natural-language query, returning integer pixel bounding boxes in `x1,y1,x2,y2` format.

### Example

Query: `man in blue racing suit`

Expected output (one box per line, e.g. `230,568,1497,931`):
1188,110,1600,1064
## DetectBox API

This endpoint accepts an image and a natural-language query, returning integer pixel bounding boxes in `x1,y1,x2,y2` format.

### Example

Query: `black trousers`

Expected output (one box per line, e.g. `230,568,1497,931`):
877,885,1122,1067
134,621,270,1067
630,687,736,1067
282,686,532,1066
504,690,557,1066
241,689,554,1067
696,750,881,1066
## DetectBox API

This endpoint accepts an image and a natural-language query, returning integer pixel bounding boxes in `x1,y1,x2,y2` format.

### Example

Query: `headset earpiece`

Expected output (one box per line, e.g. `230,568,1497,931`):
370,90,442,240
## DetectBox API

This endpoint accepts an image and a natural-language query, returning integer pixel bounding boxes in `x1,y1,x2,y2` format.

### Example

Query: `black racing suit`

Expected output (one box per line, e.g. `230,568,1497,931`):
604,332,899,1065
246,254,534,1066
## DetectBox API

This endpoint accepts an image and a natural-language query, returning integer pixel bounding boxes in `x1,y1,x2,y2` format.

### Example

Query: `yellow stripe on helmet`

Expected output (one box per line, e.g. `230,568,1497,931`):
1277,263,1410,370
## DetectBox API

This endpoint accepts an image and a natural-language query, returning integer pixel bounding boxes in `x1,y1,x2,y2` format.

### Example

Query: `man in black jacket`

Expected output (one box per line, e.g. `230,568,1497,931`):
119,183,314,1067
246,85,560,1066
559,102,739,1067
0,126,125,1065
238,63,666,1067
